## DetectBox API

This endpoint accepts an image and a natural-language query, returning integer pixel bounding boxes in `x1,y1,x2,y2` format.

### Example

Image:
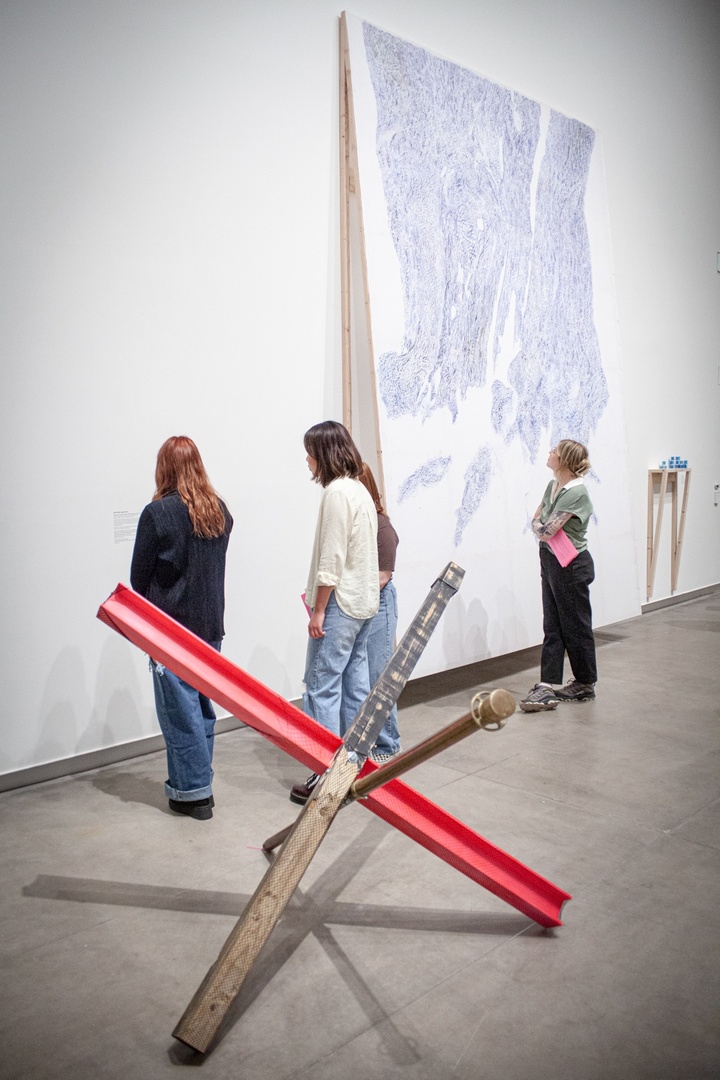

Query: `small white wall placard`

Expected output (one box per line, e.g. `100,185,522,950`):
113,511,140,544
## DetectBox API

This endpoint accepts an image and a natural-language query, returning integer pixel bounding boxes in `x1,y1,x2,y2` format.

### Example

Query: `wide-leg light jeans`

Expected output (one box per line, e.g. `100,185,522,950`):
150,642,221,801
302,593,373,738
366,580,401,755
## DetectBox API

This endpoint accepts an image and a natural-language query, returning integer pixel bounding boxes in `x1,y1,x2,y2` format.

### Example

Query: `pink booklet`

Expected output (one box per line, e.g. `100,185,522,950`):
546,528,579,567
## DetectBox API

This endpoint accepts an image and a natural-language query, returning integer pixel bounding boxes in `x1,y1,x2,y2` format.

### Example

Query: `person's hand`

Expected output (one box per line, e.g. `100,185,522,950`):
308,609,326,638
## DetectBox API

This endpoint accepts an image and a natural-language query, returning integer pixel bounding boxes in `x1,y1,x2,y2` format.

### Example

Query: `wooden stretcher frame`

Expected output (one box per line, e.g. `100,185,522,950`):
339,10,385,493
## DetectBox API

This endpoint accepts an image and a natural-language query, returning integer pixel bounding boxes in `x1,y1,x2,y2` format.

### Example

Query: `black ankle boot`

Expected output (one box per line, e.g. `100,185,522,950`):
168,798,213,820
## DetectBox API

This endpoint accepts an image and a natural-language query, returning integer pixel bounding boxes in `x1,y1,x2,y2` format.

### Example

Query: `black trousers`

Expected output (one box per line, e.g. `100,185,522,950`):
539,545,597,686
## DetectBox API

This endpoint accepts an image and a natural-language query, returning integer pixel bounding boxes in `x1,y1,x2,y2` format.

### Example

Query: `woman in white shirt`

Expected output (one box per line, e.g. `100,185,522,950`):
290,421,379,804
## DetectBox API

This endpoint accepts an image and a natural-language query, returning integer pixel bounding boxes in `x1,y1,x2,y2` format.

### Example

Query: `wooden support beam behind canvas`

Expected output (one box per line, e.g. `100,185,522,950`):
339,11,385,499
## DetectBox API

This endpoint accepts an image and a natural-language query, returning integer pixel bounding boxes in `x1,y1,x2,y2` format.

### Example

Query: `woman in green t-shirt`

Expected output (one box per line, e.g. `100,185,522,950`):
520,439,597,713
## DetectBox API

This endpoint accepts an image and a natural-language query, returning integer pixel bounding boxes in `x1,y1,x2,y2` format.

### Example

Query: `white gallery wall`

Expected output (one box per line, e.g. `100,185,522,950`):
2,0,719,782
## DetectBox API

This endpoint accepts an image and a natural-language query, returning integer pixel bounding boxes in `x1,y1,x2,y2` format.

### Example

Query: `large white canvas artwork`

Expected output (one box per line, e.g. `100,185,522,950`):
345,14,640,677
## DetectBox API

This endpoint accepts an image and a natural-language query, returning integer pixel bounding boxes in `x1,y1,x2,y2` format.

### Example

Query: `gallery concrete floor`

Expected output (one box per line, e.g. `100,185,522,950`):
2,592,719,1080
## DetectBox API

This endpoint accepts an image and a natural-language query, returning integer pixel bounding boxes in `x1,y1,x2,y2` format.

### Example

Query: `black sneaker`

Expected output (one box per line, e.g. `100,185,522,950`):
519,684,560,713
289,773,320,805
555,680,596,702
168,798,213,820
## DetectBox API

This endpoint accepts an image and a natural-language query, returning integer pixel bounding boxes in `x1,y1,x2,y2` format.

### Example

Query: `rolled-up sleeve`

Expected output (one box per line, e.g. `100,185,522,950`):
305,478,378,618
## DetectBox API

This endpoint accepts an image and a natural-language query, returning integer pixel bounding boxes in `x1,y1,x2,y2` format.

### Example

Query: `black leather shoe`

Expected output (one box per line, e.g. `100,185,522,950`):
168,798,213,820
289,773,320,805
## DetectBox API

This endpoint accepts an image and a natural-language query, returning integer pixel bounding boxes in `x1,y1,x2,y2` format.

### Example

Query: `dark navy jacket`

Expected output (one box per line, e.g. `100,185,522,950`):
130,492,233,643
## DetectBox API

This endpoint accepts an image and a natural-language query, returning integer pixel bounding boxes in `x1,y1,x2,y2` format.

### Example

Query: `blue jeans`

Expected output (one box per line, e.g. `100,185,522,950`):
366,580,401,755
302,593,373,738
150,642,221,801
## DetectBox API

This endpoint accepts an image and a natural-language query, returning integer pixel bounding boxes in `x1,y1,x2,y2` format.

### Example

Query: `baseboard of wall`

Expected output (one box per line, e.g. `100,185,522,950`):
0,715,246,795
641,581,720,614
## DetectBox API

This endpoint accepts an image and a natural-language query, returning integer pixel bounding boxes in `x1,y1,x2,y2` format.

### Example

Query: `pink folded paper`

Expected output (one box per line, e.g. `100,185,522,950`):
546,528,579,567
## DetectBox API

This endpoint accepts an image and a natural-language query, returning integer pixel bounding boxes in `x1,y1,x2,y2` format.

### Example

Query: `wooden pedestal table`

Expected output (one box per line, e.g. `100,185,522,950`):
646,468,691,600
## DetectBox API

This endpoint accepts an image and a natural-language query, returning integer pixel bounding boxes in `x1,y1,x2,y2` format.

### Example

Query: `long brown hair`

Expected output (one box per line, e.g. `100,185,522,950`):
303,421,363,488
153,436,227,538
358,461,385,514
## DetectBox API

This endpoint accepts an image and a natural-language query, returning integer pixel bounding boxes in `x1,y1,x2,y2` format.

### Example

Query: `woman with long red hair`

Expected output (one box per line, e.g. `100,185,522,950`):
131,436,233,820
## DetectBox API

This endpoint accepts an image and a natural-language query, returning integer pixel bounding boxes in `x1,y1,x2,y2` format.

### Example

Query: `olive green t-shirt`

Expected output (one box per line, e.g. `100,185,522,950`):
540,479,593,552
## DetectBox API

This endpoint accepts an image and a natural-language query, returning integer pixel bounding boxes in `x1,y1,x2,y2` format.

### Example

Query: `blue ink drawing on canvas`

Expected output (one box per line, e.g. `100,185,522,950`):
398,456,452,502
362,21,609,543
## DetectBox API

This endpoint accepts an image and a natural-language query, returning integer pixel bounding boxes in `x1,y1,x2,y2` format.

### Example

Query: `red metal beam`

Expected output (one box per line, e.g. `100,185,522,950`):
98,584,571,927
